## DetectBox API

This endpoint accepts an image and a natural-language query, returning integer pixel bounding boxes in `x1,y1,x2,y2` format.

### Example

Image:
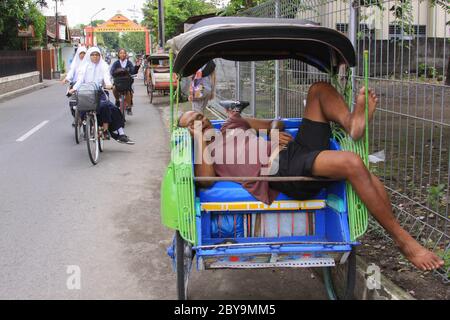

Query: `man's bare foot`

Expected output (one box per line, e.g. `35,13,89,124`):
349,87,377,140
397,237,445,271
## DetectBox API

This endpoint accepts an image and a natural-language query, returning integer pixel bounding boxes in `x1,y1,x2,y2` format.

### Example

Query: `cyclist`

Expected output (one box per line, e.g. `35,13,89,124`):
61,46,87,119
68,47,135,145
110,48,141,116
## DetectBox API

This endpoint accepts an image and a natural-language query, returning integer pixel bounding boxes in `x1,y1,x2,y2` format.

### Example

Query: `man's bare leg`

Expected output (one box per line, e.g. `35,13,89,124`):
312,151,444,270
301,82,444,270
304,82,377,140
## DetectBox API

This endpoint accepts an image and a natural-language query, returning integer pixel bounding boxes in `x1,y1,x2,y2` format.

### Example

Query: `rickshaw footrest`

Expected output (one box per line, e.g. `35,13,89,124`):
208,257,335,269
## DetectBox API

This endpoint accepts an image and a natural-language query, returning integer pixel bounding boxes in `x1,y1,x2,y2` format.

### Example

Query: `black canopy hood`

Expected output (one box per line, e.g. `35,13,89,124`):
167,17,356,77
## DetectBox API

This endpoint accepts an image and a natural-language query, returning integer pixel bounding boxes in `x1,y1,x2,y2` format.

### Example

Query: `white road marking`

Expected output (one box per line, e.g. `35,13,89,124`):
16,120,49,142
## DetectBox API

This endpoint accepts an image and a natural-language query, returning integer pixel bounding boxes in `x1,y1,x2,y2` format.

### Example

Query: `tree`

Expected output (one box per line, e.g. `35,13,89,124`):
119,32,146,54
221,0,264,16
142,0,217,44
0,0,46,49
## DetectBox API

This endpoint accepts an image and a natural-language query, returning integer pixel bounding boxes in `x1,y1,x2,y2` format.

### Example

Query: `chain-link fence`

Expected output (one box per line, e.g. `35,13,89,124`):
211,0,450,283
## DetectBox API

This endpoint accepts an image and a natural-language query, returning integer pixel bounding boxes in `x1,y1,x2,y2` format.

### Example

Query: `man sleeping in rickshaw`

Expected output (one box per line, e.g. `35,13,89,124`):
177,81,444,272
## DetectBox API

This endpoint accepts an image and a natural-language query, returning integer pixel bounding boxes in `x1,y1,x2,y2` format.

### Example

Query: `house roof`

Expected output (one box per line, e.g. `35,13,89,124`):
45,16,71,42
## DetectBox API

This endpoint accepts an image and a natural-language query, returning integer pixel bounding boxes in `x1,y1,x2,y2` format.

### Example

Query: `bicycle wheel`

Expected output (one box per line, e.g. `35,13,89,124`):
120,94,126,122
86,113,99,165
98,128,104,153
175,231,193,300
74,109,83,144
149,83,154,103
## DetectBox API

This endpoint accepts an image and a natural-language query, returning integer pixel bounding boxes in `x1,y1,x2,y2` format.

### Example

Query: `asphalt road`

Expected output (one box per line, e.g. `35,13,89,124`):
0,78,327,299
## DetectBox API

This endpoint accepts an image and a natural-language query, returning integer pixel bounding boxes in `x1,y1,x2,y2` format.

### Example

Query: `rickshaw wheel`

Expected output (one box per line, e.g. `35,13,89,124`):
175,231,193,300
323,247,356,300
149,84,154,103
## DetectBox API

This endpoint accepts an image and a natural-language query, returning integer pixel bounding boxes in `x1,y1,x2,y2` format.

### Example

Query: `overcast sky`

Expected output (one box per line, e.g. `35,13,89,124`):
41,0,230,27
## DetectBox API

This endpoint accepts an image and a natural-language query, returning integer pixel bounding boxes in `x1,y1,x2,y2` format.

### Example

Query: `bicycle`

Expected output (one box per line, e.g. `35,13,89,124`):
66,85,85,144
113,74,136,121
85,108,104,165
74,84,108,165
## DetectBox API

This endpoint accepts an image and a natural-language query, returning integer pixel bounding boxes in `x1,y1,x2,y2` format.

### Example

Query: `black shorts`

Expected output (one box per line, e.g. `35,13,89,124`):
269,118,332,200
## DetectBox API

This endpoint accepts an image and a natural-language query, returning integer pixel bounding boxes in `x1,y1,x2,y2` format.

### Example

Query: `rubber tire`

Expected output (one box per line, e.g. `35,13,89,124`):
98,131,104,153
176,231,193,300
120,95,126,123
323,247,356,300
74,109,82,144
86,113,99,165
149,83,154,104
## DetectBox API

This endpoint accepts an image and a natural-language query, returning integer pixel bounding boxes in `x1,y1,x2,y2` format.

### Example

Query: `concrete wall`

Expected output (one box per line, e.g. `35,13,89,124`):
0,72,41,95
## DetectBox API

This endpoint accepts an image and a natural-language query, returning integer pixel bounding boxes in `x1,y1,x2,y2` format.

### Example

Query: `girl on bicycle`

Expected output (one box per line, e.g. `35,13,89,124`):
69,47,134,145
110,48,141,116
62,46,87,85
62,46,87,118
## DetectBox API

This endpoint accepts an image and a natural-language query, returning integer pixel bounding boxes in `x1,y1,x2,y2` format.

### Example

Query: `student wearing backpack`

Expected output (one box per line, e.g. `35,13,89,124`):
69,47,135,145
110,48,141,116
189,61,216,114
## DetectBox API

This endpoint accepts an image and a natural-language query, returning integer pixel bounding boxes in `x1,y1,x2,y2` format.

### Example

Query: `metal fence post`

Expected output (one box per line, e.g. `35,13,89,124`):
251,61,256,117
274,0,280,117
235,61,240,100
348,0,359,109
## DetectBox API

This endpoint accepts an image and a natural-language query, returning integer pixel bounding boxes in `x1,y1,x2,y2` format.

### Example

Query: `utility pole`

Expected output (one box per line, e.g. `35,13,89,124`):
157,0,165,49
55,0,59,72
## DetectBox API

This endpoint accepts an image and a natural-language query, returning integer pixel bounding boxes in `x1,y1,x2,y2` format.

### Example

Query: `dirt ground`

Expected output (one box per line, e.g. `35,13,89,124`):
358,230,449,300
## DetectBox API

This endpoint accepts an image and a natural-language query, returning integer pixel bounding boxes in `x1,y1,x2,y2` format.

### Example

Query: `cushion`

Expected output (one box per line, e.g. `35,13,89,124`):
198,181,327,202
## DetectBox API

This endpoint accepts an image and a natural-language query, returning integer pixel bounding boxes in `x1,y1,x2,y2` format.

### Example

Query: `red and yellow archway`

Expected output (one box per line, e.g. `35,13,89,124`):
84,14,151,54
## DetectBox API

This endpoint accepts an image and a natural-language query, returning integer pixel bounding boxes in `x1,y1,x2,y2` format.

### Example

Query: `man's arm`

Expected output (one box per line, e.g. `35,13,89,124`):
245,117,292,147
245,117,284,132
190,130,216,188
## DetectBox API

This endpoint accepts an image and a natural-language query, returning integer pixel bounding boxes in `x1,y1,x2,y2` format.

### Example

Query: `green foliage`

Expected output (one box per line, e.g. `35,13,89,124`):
418,63,438,79
61,60,66,73
0,0,46,49
119,32,146,54
221,0,265,16
90,19,105,27
142,0,217,43
97,32,120,50
426,184,445,211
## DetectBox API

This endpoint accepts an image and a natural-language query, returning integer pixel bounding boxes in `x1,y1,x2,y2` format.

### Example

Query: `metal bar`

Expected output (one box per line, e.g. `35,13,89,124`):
348,0,359,109
251,61,256,117
194,176,337,182
195,241,354,250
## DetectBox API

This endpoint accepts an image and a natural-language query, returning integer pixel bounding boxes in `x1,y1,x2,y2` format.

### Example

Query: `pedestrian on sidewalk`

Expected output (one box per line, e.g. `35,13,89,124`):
189,60,216,114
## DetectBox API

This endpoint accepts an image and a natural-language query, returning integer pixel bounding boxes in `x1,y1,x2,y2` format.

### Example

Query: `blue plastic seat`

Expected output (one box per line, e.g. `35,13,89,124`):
198,181,327,202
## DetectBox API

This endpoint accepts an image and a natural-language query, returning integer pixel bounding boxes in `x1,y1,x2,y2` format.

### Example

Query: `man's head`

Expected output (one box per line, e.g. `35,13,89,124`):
118,49,127,61
178,111,214,134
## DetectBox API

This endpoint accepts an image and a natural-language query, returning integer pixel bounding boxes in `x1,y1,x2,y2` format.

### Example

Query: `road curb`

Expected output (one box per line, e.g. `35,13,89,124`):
354,256,415,300
327,255,416,300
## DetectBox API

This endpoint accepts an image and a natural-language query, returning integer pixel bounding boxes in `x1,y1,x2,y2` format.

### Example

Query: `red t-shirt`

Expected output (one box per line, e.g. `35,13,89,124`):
213,114,279,205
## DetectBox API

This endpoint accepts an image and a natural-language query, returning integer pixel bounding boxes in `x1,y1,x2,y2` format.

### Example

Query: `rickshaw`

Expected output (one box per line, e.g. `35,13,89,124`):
161,17,372,300
145,53,178,103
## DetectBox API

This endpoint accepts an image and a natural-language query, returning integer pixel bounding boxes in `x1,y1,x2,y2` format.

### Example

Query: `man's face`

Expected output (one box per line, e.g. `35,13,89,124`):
119,50,127,60
179,111,213,134
90,52,100,64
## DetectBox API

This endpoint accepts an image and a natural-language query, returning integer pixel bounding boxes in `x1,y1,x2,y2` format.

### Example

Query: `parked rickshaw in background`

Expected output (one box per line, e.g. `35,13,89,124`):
161,17,372,300
145,53,178,103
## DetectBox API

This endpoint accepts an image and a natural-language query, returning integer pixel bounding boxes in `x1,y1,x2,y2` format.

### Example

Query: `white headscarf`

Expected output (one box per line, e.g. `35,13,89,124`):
73,47,112,90
65,46,86,82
